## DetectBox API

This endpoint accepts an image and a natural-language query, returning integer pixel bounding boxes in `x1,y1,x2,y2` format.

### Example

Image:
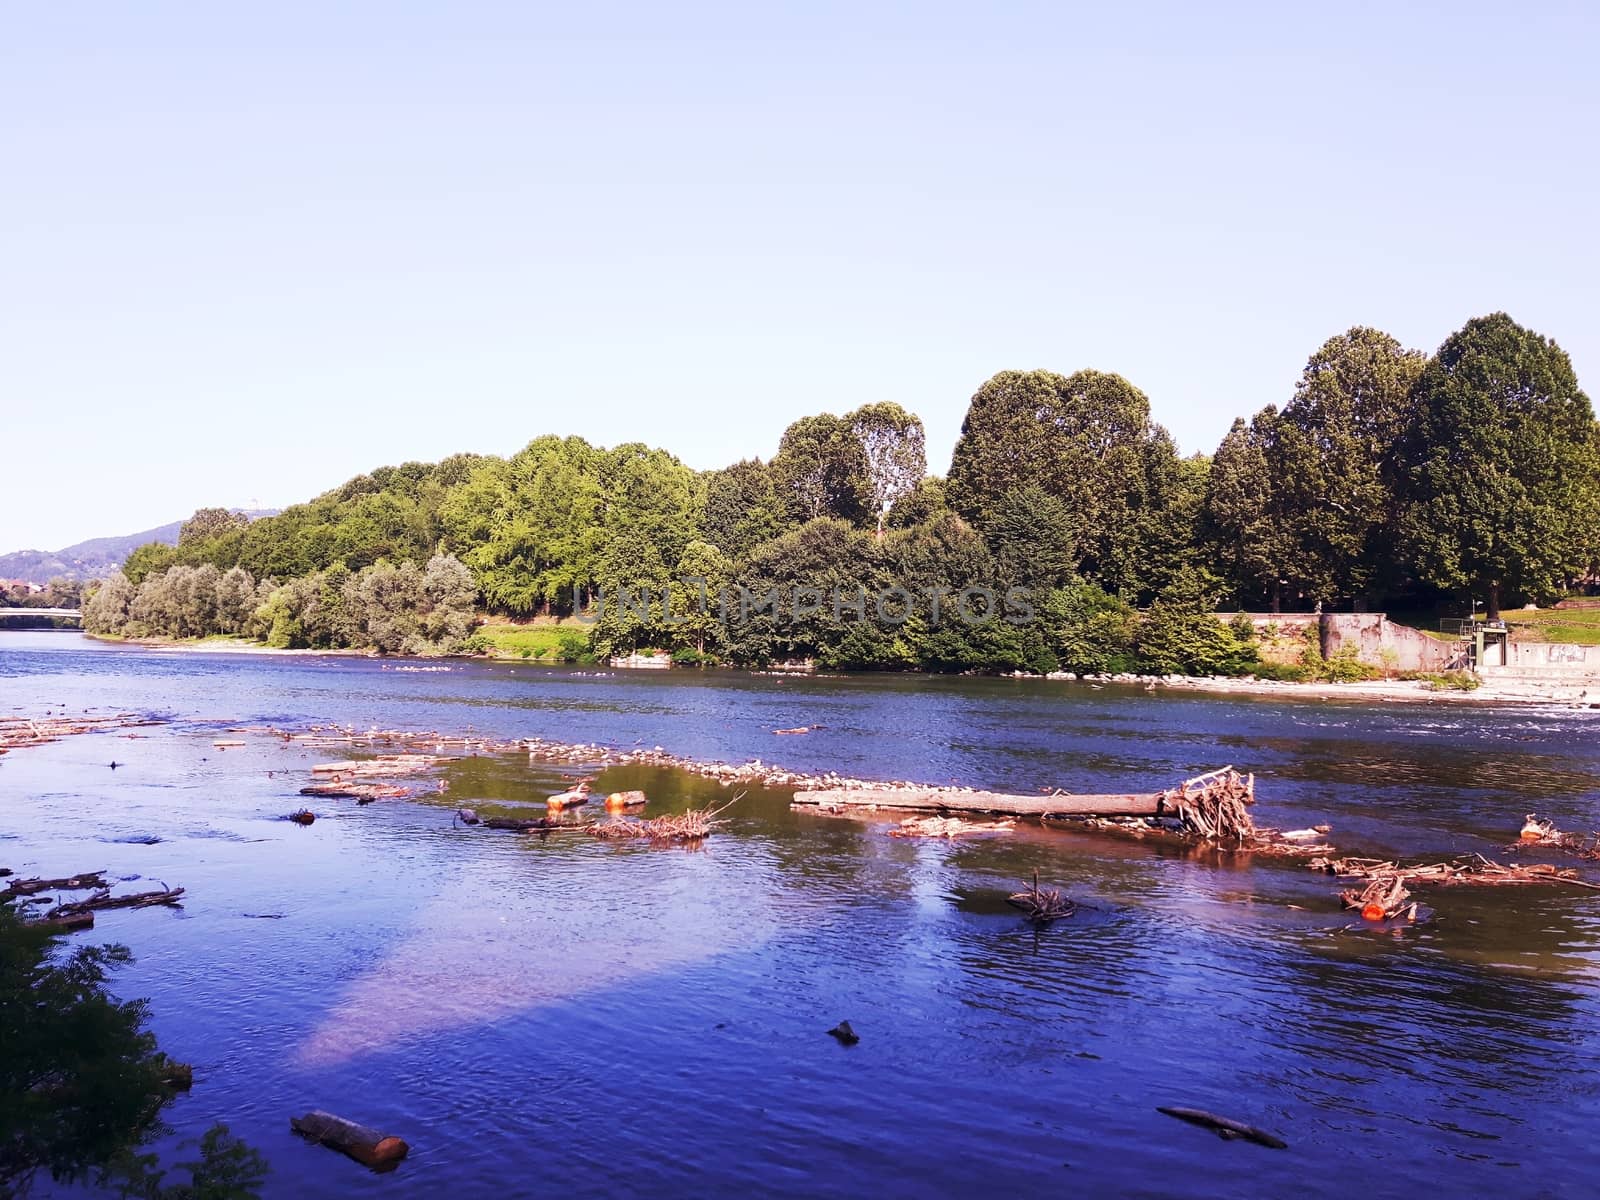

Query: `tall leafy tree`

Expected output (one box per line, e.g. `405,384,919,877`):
440,437,604,614
847,402,926,535
1204,412,1293,610
771,414,873,527
597,442,701,571
1398,313,1600,618
177,507,248,547
702,459,789,561
946,369,1176,592
1275,327,1425,606
984,484,1077,593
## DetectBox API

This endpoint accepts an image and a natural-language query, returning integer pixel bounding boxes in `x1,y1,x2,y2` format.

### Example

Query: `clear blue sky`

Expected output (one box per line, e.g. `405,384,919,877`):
3,1,1596,552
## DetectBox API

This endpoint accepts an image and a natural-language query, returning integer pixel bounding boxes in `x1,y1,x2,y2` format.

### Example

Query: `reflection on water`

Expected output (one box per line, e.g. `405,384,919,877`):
5,632,1600,1197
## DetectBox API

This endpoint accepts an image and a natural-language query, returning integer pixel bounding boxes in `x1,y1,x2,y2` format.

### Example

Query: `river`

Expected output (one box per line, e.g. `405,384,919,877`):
4,631,1600,1198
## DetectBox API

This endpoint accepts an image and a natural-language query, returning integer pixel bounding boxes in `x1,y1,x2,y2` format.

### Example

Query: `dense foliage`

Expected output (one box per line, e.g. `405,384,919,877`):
0,905,267,1197
82,312,1599,671
85,555,478,655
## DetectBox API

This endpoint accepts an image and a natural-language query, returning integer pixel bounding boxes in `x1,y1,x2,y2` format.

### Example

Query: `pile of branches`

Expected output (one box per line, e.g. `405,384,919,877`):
3,869,184,932
1340,874,1418,921
49,883,185,920
1163,767,1257,845
888,815,1015,839
1513,814,1600,856
587,796,740,843
1006,871,1076,923
1313,853,1600,891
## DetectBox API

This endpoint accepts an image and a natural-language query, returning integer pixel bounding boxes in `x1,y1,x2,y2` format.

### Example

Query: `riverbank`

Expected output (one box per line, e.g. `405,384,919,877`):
1125,672,1600,708
72,633,1599,708
85,633,373,657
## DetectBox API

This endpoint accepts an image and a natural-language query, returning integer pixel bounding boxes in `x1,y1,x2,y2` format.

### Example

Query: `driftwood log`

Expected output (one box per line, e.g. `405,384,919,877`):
300,782,408,801
482,815,564,832
1157,1106,1287,1149
794,786,1162,818
794,767,1252,828
48,885,185,921
3,871,110,898
888,815,1015,839
290,1109,409,1170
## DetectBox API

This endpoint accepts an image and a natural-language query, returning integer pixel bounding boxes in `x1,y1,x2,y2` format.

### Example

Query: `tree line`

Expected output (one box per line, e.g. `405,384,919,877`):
83,312,1598,671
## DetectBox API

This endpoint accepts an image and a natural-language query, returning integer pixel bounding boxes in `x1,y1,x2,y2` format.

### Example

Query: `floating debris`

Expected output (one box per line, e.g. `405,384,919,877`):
604,790,648,810
310,755,443,777
291,1109,410,1171
43,883,185,925
300,782,409,801
0,713,161,756
587,796,740,843
1006,871,1076,923
546,782,591,809
1340,873,1417,921
887,815,1015,839
1157,1106,1287,1150
287,809,316,826
3,870,110,898
1313,853,1600,890
827,1020,860,1045
481,815,565,832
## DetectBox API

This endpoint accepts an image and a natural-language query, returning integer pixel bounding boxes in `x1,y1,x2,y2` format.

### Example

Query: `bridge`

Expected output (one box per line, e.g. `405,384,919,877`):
0,608,82,623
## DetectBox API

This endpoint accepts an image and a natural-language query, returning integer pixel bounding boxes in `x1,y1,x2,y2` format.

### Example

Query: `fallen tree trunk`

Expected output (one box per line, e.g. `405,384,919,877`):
1157,1106,1287,1149
27,910,95,932
290,1109,409,1170
49,885,185,920
793,786,1162,817
482,815,564,832
3,871,109,898
299,782,409,801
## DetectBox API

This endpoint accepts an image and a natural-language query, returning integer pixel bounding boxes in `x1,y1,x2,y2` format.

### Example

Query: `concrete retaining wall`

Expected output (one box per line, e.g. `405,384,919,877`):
1235,613,1463,672
1481,641,1600,682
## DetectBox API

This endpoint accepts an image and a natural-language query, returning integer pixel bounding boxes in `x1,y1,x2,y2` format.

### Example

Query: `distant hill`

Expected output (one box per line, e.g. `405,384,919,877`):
0,511,277,584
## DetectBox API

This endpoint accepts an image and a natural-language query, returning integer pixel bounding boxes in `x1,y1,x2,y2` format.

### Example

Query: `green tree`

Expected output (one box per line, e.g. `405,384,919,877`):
178,508,249,548
1398,313,1600,618
983,485,1076,593
1275,327,1426,606
886,476,947,529
771,414,873,526
1204,412,1293,610
597,442,701,572
945,369,1176,591
1038,579,1138,673
667,539,734,658
123,543,177,587
83,571,136,634
847,402,926,535
1135,568,1258,675
702,459,789,561
591,528,668,657
1132,450,1211,602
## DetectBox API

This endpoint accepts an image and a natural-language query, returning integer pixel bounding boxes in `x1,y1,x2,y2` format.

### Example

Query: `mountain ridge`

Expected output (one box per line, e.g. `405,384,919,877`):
0,511,277,584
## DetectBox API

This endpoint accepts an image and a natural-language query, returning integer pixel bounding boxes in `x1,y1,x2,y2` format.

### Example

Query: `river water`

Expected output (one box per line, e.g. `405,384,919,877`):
4,632,1600,1198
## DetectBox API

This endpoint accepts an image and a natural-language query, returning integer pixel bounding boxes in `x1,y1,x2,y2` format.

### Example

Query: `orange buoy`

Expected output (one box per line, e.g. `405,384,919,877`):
1361,903,1386,921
